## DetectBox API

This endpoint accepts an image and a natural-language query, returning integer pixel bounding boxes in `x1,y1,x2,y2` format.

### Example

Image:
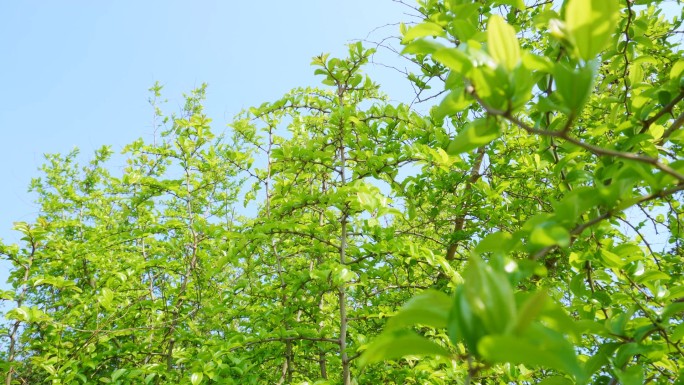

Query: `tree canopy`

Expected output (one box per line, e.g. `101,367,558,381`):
2,0,684,384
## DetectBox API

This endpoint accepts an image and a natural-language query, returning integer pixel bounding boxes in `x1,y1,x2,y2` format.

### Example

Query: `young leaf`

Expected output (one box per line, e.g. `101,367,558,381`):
358,330,451,368
495,0,525,10
401,39,445,55
190,372,203,385
402,22,445,43
386,290,453,330
553,62,595,114
584,343,620,378
447,118,502,155
474,231,513,257
464,255,517,334
537,377,574,385
614,366,644,385
661,302,684,319
513,290,547,334
487,15,521,70
433,48,473,75
434,90,472,120
565,0,620,60
111,369,127,382
448,285,487,355
478,326,586,383
530,224,570,248
670,59,684,80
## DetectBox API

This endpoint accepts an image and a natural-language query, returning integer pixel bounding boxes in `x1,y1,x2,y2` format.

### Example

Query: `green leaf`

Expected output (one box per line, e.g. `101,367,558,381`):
510,64,534,110
190,372,203,385
599,249,626,268
0,290,14,301
628,64,643,86
447,118,502,155
554,62,595,114
358,330,451,367
487,15,521,70
332,267,356,285
661,302,684,319
552,187,600,225
401,39,445,55
615,366,644,385
671,323,684,342
470,65,511,111
5,307,29,322
671,60,684,80
474,231,513,256
478,326,586,383
495,0,525,10
537,377,574,385
111,368,127,382
513,291,547,334
530,224,570,248
522,52,554,73
402,22,445,43
657,90,671,106
448,285,487,354
434,89,472,120
565,0,620,60
584,343,620,377
614,342,653,368
452,19,478,41
386,290,453,330
433,48,473,75
465,255,517,334
99,288,115,310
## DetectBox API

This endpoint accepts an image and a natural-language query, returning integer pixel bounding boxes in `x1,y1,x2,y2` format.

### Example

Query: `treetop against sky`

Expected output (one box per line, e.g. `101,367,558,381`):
1,0,684,384
0,0,411,287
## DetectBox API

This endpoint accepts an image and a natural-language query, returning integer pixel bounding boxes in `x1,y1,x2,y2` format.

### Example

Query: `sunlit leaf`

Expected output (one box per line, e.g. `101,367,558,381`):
495,0,525,10
474,231,513,256
433,48,473,75
487,15,521,70
386,290,453,330
402,22,445,43
447,118,502,155
530,224,570,248
190,372,203,385
358,330,451,367
537,377,574,385
513,290,547,334
554,62,595,114
478,326,585,382
565,0,620,60
464,255,517,334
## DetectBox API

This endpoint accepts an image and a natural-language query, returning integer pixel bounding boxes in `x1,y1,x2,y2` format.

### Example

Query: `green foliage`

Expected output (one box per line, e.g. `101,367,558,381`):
360,0,684,383
1,0,683,384
564,0,620,61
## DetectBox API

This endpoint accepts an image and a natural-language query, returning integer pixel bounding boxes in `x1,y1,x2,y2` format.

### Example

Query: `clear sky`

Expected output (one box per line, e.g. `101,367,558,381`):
0,1,415,287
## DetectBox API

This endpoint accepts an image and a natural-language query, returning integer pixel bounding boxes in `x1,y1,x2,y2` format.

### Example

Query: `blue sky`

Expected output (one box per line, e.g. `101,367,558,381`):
0,1,415,287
